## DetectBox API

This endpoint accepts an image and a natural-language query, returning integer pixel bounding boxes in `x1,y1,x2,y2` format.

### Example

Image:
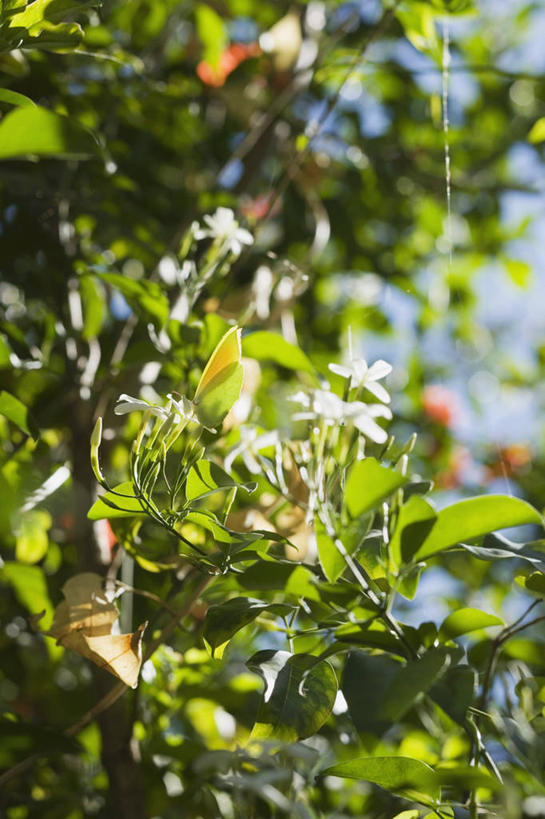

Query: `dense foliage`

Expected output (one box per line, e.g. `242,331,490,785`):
2,1,545,817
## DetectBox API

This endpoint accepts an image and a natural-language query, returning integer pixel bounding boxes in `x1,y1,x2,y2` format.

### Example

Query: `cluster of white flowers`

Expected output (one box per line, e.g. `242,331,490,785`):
290,387,392,444
194,207,253,256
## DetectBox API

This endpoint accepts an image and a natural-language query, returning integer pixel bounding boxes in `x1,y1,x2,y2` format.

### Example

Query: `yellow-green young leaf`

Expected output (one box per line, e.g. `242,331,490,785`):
195,3,227,70
345,457,408,518
242,331,315,375
413,495,542,560
323,756,440,801
248,650,337,742
504,258,531,288
15,509,52,563
439,608,504,639
0,390,39,438
528,117,545,144
194,326,243,430
0,106,98,160
0,88,36,107
87,482,146,520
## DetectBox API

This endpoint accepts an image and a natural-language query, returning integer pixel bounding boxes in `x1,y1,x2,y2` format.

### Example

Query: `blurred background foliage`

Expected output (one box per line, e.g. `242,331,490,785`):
3,0,545,816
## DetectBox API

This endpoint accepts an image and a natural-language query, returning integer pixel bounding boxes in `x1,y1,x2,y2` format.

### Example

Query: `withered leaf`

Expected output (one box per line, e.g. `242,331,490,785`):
46,573,147,689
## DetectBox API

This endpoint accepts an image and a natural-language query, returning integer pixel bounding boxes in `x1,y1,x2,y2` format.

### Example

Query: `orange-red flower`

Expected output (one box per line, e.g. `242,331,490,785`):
197,43,260,87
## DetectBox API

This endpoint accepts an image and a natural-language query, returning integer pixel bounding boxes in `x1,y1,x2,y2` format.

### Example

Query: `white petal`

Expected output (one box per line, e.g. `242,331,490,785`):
328,363,352,379
353,413,388,444
366,404,392,419
235,228,254,246
365,380,391,404
366,359,392,380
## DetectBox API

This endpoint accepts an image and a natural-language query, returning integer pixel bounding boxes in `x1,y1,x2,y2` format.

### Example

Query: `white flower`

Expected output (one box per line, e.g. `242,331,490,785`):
114,393,196,425
328,327,392,403
194,207,253,256
114,393,170,419
290,389,392,444
329,358,392,403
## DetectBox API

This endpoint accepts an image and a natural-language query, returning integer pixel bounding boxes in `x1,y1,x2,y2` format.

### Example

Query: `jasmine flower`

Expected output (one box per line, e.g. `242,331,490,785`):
194,207,253,256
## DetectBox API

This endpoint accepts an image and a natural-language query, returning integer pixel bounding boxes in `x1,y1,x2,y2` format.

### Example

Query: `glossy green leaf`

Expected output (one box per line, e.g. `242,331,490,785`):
323,756,439,800
87,481,146,520
203,597,293,658
439,608,503,639
0,88,36,106
242,331,315,375
0,390,39,438
98,272,169,329
413,495,542,560
345,458,407,519
186,459,255,502
0,106,98,160
390,495,437,568
248,650,337,741
342,649,450,735
15,509,52,563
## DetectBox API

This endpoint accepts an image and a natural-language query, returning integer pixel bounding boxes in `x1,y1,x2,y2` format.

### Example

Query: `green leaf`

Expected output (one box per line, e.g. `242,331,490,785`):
2,562,53,624
528,117,545,144
80,275,106,340
323,756,440,801
248,650,337,742
87,481,146,520
390,495,437,568
0,390,39,438
413,495,542,560
430,665,476,723
342,649,450,735
98,272,169,329
0,106,98,160
15,509,52,563
345,458,408,519
203,597,293,658
435,764,502,791
395,3,440,59
242,331,315,375
315,517,344,582
195,3,227,70
0,88,36,106
439,608,504,639
503,258,531,288
186,459,256,502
